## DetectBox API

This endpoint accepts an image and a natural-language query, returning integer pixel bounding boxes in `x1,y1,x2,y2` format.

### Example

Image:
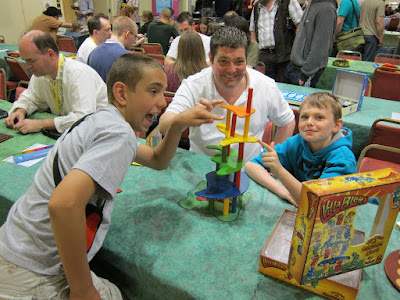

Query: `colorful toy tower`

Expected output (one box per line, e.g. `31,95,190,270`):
180,88,258,221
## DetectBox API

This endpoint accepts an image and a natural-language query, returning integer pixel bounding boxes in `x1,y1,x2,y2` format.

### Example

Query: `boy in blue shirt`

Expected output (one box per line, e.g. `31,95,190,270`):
245,92,356,207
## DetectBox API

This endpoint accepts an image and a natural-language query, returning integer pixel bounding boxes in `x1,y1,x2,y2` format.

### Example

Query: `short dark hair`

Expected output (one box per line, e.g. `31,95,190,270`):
210,26,247,61
106,53,165,102
43,6,62,17
88,13,108,35
177,12,193,25
32,31,59,55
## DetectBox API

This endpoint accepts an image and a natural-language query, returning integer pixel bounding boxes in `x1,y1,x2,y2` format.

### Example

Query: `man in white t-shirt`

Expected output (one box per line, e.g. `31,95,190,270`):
164,12,211,65
76,14,112,64
159,26,295,162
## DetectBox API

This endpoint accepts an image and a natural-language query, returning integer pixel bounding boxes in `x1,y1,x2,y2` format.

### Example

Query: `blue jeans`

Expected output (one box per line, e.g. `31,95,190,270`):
362,35,379,62
283,62,324,88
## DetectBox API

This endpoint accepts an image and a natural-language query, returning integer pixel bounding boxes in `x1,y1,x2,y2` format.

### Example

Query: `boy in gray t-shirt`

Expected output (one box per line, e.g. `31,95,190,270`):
0,54,224,299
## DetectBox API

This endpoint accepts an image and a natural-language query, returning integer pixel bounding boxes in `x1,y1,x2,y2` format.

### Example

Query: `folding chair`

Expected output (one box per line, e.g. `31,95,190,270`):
357,144,400,173
256,61,265,73
386,18,399,31
0,68,6,100
141,43,164,55
374,53,400,65
364,78,372,97
336,50,362,61
147,53,165,65
370,67,400,101
5,57,31,82
262,108,299,144
57,36,77,53
363,118,400,164
14,80,29,101
130,47,145,55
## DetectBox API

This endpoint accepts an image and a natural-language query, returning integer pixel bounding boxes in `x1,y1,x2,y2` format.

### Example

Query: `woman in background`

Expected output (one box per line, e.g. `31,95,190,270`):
140,10,154,35
164,31,208,93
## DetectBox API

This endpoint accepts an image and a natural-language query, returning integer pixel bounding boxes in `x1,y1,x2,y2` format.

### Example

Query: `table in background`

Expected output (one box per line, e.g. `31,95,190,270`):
383,30,400,48
317,57,377,91
0,115,399,299
0,100,55,165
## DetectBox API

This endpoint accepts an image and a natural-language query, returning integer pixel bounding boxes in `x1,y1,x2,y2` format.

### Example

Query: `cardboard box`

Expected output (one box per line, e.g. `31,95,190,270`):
332,69,369,116
259,168,400,299
259,210,363,300
289,168,400,284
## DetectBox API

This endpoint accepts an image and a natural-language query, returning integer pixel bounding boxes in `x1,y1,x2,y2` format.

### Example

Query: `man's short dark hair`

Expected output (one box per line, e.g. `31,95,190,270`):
43,6,62,17
107,53,165,102
32,31,59,55
88,13,108,35
210,26,248,60
177,12,193,25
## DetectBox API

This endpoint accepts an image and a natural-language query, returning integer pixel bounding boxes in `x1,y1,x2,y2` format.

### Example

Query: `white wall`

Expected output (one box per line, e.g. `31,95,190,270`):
0,0,53,45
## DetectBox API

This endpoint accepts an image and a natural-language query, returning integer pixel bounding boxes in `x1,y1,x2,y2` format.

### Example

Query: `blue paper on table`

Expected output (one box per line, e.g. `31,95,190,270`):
13,148,51,163
281,90,308,103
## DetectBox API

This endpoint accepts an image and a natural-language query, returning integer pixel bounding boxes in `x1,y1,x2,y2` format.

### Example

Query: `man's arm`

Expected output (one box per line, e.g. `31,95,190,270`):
136,102,224,169
377,16,384,46
60,22,73,29
250,31,256,41
49,169,100,300
334,16,345,41
273,118,295,145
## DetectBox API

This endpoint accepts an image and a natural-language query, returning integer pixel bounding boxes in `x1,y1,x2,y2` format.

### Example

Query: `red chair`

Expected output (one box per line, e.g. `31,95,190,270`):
0,68,6,100
364,78,372,97
147,53,165,65
57,36,77,53
362,118,400,164
374,53,400,65
357,144,400,173
386,18,399,31
336,50,362,61
262,108,299,144
130,47,145,55
5,57,31,82
370,67,400,101
14,80,29,101
141,43,164,55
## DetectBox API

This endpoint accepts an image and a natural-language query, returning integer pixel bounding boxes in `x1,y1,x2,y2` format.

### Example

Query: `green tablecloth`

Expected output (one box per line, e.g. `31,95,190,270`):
316,57,376,91
0,132,399,300
383,31,400,48
0,100,55,164
277,83,400,159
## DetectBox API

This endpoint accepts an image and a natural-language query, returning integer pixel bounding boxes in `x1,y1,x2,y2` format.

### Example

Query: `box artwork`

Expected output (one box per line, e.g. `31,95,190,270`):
259,168,400,300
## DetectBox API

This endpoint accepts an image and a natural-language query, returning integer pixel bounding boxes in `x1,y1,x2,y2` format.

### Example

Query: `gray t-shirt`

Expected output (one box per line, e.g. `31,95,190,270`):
0,105,137,275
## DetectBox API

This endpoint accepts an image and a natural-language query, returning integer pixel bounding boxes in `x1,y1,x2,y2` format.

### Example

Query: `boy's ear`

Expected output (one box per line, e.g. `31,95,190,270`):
333,118,343,134
112,82,127,107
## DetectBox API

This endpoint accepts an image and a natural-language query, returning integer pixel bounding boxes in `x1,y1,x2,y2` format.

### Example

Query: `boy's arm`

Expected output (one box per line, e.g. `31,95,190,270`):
136,101,224,170
48,169,100,300
245,161,298,207
258,140,302,204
